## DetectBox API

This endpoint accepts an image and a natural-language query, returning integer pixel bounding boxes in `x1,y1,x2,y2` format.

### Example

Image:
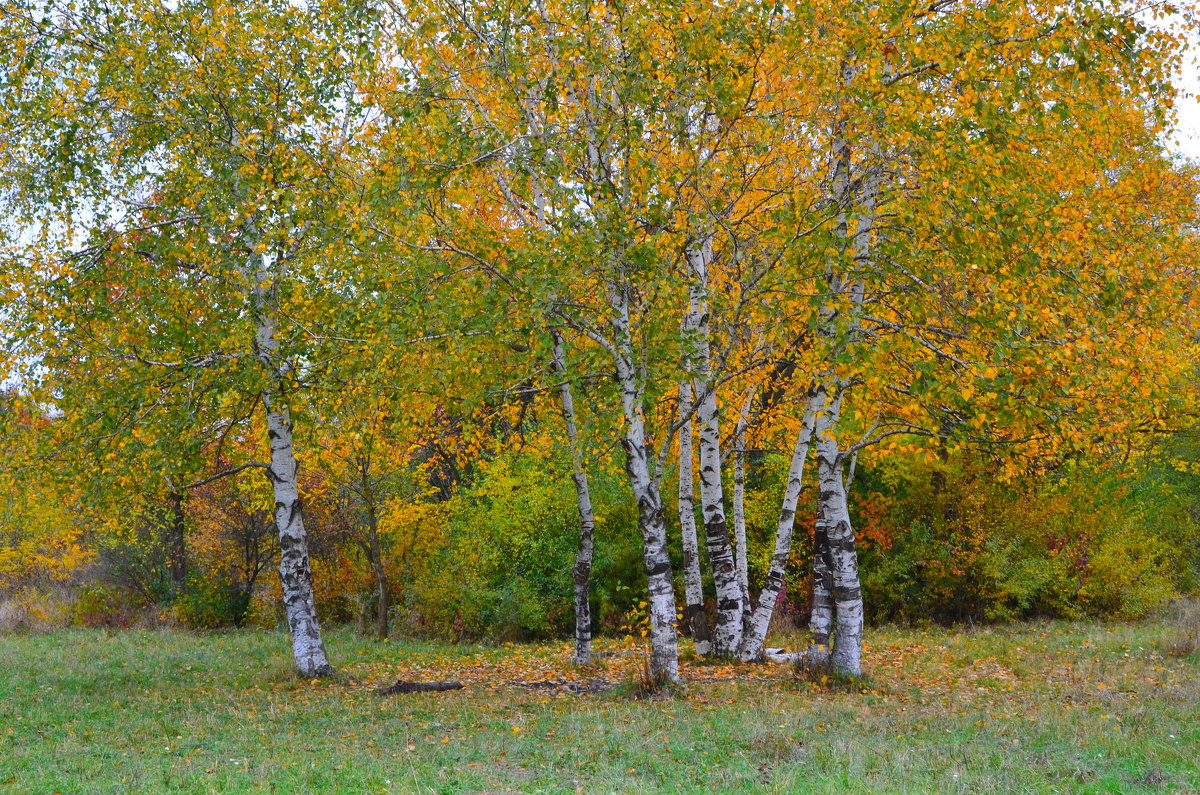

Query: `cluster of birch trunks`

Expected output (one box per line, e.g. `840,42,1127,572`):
557,153,877,683
3,0,1190,684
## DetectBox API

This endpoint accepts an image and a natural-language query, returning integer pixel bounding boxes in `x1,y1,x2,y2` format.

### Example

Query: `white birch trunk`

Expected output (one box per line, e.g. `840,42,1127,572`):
798,138,850,663
677,380,711,655
807,385,837,663
799,82,877,674
551,330,597,667
246,248,333,679
810,128,878,676
264,394,334,677
813,393,863,677
808,521,835,662
611,282,679,683
733,444,749,620
811,147,876,677
684,240,742,657
736,389,821,661
731,388,756,631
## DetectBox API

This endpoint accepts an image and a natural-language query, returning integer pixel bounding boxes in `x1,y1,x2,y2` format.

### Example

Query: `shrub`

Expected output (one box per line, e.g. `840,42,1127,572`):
403,445,645,641
71,584,141,628
175,576,242,630
855,452,1200,625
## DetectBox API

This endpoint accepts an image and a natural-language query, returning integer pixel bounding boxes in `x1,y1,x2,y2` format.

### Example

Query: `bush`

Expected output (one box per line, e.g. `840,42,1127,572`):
855,452,1200,625
0,587,73,633
175,576,243,630
71,584,141,628
403,445,645,641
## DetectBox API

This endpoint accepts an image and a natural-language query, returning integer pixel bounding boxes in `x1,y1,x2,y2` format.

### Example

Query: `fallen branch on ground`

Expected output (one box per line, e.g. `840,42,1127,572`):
377,680,464,695
510,679,614,694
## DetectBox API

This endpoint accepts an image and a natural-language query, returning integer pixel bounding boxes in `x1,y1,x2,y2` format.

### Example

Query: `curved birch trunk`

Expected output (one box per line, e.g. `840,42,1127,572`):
264,399,334,677
246,244,333,678
685,240,742,656
677,380,711,655
551,330,597,667
733,447,749,618
611,284,679,683
736,389,821,661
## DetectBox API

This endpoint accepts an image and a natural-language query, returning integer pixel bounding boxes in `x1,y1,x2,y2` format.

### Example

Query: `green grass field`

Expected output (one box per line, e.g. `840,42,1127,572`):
0,618,1196,793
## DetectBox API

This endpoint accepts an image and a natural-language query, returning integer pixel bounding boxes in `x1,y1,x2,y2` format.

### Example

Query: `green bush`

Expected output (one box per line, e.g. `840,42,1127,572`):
403,446,644,640
174,575,245,630
71,584,141,628
855,451,1200,625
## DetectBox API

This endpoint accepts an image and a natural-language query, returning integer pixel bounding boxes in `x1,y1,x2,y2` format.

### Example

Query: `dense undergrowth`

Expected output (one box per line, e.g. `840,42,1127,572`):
3,431,1199,640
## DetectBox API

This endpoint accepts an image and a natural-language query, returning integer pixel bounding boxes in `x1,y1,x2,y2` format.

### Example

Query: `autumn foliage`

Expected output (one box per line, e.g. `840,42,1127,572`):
0,0,1197,683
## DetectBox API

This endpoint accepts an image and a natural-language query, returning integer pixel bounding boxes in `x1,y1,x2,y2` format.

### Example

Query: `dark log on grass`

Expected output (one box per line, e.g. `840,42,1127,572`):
377,680,464,695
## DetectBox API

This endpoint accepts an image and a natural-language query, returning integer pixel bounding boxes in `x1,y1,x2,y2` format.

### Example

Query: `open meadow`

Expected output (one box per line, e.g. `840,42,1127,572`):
1,618,1197,793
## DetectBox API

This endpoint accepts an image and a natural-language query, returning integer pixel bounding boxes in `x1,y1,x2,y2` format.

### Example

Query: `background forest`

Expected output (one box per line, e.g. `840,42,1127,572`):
4,424,1199,638
1,0,1199,685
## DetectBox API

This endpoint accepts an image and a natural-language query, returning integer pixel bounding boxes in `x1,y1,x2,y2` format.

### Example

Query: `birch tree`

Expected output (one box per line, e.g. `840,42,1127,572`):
0,0,431,676
682,240,743,655
550,331,599,666
677,380,711,654
406,0,840,678
771,0,1198,674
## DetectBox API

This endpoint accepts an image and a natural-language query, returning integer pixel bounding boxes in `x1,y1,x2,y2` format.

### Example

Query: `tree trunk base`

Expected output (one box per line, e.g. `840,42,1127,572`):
757,647,833,667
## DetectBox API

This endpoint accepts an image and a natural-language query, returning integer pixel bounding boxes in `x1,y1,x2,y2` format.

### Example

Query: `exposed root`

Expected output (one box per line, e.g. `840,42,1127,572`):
760,647,831,666
762,647,802,665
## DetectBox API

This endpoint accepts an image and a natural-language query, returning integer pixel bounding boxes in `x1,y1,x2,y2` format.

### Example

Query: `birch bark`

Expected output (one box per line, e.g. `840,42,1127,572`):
677,379,711,655
802,94,878,675
806,384,838,663
815,148,878,677
684,239,742,657
611,282,679,683
730,388,756,631
263,394,333,677
732,446,749,622
813,390,862,676
245,246,333,678
551,330,598,667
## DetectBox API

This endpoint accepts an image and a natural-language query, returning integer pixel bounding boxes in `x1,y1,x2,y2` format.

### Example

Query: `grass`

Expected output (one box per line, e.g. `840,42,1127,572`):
1169,598,1200,656
0,618,1197,793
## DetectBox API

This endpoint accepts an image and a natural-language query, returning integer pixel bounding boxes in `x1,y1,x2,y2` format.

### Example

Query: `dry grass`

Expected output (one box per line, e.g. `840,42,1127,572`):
1168,598,1200,656
0,586,75,633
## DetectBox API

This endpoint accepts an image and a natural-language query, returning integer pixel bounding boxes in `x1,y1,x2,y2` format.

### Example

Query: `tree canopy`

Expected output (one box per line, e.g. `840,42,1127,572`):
1,0,1196,681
